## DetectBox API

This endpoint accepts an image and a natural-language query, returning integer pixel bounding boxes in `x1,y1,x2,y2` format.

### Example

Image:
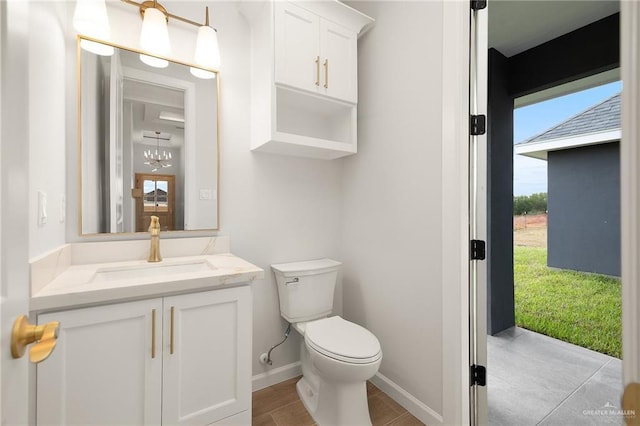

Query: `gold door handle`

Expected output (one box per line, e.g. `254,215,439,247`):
315,56,320,86
623,382,640,425
11,315,59,364
151,309,157,359
323,59,329,89
170,306,175,355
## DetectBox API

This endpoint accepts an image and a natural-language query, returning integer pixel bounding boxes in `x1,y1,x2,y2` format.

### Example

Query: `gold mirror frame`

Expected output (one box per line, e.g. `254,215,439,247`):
77,35,220,236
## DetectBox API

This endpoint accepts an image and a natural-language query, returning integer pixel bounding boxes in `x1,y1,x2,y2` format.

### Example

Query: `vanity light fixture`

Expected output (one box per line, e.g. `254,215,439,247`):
138,1,170,68
73,0,114,56
143,131,172,172
120,0,221,75
190,7,220,79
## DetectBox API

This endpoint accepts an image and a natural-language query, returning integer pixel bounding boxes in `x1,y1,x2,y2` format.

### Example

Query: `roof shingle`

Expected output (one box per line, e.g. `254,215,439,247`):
518,92,620,145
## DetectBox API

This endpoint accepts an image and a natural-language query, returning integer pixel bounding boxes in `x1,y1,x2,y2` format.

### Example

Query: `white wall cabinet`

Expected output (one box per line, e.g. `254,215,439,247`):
275,1,357,104
36,286,251,426
245,0,373,160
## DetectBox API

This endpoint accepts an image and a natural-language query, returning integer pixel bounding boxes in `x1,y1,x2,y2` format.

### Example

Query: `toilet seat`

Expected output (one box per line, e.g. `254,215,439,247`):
304,316,381,364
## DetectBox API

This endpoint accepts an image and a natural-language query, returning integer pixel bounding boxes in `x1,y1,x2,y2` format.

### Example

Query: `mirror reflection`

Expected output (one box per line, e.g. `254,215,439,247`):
79,37,219,235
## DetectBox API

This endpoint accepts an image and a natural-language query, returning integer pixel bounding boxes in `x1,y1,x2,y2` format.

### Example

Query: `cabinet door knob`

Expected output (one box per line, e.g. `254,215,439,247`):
315,56,320,87
11,315,60,364
324,59,329,89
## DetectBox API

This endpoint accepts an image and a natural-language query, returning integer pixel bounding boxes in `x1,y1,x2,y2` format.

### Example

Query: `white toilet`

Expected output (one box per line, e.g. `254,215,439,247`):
272,258,382,426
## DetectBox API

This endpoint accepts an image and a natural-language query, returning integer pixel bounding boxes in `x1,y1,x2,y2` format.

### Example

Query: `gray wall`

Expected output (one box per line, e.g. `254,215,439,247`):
548,142,620,276
487,48,515,335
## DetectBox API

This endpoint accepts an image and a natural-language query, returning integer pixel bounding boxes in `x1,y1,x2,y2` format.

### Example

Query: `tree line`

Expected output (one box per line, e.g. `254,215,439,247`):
513,192,547,216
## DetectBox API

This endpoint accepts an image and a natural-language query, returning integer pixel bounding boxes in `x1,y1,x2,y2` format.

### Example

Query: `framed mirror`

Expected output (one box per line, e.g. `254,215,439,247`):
78,36,219,235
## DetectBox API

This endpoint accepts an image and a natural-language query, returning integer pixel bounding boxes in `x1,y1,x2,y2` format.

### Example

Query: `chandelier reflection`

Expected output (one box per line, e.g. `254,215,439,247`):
144,131,172,172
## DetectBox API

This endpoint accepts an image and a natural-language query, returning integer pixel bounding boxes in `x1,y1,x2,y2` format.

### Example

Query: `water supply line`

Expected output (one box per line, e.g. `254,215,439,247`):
264,323,291,365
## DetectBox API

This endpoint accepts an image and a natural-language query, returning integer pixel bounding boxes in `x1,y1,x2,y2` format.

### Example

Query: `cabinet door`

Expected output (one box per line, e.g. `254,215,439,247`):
162,286,252,425
37,299,163,426
320,19,358,103
275,1,320,93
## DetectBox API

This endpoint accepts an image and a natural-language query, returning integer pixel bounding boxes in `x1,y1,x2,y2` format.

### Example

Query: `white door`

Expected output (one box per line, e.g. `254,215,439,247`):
162,287,252,425
470,2,488,426
620,1,640,419
319,19,357,103
36,299,163,425
274,1,320,93
1,1,33,423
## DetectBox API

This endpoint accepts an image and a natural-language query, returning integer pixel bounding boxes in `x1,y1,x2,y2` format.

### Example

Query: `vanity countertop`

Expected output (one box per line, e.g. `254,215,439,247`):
30,237,264,312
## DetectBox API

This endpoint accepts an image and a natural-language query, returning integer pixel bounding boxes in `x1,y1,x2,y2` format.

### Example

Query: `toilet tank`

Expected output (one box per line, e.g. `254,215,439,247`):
271,258,342,323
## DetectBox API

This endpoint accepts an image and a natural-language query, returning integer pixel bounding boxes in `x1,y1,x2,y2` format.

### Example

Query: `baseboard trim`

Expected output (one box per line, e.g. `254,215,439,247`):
370,372,444,425
252,361,302,392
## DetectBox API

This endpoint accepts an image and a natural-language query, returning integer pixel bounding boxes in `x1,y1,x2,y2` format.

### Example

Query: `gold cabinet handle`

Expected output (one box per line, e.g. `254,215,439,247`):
170,306,175,355
323,59,329,89
315,56,320,86
11,315,59,364
151,309,156,359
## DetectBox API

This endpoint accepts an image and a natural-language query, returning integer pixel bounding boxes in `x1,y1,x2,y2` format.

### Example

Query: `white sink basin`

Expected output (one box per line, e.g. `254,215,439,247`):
91,259,216,283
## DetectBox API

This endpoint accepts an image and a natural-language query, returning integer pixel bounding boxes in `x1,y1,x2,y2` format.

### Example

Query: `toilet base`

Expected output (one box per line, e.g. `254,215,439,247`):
296,375,372,426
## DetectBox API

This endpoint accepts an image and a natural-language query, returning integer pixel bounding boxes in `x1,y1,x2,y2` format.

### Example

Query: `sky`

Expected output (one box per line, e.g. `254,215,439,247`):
513,80,623,196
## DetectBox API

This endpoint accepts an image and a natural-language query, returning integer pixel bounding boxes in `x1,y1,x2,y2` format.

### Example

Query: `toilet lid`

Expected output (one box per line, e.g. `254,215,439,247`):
305,317,381,364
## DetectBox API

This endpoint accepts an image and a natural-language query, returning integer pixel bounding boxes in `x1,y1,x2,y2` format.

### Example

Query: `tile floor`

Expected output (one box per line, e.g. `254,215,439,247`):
488,327,623,426
252,376,424,426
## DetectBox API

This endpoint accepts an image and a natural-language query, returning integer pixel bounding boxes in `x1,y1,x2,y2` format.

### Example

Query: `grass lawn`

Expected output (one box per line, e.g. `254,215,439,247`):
514,246,622,358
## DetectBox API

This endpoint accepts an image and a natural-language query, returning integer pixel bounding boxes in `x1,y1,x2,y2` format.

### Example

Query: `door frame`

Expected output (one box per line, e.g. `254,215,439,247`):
441,1,472,425
134,173,176,232
0,0,32,423
621,0,640,387
469,3,488,425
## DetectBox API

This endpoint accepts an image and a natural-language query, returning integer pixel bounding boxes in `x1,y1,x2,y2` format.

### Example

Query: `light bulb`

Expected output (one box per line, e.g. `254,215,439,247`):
190,67,216,80
140,54,169,69
80,39,114,56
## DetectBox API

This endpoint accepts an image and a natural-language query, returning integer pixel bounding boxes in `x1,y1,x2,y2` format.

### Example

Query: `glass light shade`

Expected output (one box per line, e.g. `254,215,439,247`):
74,0,110,36
80,39,114,56
139,54,169,69
140,7,171,56
74,0,113,56
189,67,216,80
193,25,220,70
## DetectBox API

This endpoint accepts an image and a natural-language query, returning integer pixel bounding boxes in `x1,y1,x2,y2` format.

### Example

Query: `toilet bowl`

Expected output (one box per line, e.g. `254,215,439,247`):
301,316,381,425
272,259,382,425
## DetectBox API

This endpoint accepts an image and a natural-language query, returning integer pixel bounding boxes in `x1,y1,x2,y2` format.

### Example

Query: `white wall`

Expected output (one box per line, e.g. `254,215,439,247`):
58,0,344,379
28,1,469,422
29,1,68,257
212,1,344,374
341,2,469,424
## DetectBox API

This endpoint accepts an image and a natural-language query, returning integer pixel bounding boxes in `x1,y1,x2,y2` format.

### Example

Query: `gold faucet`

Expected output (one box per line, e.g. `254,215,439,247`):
148,215,162,262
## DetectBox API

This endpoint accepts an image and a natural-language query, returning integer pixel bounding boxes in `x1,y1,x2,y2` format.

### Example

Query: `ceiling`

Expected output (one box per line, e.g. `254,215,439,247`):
489,0,620,58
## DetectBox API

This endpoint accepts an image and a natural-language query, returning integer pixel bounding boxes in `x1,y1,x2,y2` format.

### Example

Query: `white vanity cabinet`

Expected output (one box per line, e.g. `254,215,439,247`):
36,286,252,426
275,1,357,103
162,289,251,425
36,298,163,425
245,0,373,160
